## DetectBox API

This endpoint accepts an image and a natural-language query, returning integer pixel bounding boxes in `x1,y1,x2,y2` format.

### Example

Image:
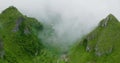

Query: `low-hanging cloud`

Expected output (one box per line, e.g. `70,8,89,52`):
0,0,120,51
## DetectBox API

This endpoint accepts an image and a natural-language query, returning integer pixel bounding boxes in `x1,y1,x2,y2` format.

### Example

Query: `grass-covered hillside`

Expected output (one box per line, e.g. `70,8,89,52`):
1,6,120,63
69,14,120,63
0,6,58,63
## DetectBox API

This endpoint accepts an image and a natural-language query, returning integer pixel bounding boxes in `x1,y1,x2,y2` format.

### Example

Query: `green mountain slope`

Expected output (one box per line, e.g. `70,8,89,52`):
0,6,43,63
0,6,58,63
1,6,120,63
69,14,120,63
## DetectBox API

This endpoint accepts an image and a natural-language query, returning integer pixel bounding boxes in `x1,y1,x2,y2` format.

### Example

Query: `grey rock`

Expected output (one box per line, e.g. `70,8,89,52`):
0,39,4,59
13,17,25,32
101,16,110,27
86,46,91,52
95,44,113,56
24,27,30,34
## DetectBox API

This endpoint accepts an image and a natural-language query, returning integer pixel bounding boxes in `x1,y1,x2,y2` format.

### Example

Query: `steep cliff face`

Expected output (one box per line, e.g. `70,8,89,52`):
69,14,120,63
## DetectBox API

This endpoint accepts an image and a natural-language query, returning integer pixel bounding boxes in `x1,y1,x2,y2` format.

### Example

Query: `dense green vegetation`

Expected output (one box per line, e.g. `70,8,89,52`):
0,6,58,63
0,6,120,63
69,14,120,63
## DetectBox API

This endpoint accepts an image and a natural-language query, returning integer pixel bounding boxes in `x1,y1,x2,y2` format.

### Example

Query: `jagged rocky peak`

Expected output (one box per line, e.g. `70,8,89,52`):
99,14,119,27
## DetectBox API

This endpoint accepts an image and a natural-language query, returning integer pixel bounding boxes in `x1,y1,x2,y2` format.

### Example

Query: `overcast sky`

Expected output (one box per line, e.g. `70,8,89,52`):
0,0,120,50
0,0,120,20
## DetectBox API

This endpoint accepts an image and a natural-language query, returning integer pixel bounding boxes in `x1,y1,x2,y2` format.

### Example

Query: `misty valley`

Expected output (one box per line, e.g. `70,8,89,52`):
0,6,120,63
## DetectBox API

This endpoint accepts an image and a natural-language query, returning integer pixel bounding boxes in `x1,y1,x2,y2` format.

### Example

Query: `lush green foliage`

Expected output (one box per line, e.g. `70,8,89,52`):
0,6,58,63
1,6,120,63
69,14,120,63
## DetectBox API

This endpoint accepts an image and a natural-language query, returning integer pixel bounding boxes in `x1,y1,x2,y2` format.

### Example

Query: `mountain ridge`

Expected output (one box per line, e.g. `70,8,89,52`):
99,14,119,27
0,6,120,63
0,6,45,63
69,14,120,63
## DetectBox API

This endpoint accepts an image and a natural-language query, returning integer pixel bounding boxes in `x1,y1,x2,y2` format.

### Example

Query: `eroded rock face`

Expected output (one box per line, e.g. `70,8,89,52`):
13,17,25,32
87,33,96,41
12,17,32,35
82,28,114,56
0,39,4,59
99,14,119,28
82,33,96,52
57,52,69,63
24,27,30,34
100,17,110,27
95,45,113,57
86,46,91,52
